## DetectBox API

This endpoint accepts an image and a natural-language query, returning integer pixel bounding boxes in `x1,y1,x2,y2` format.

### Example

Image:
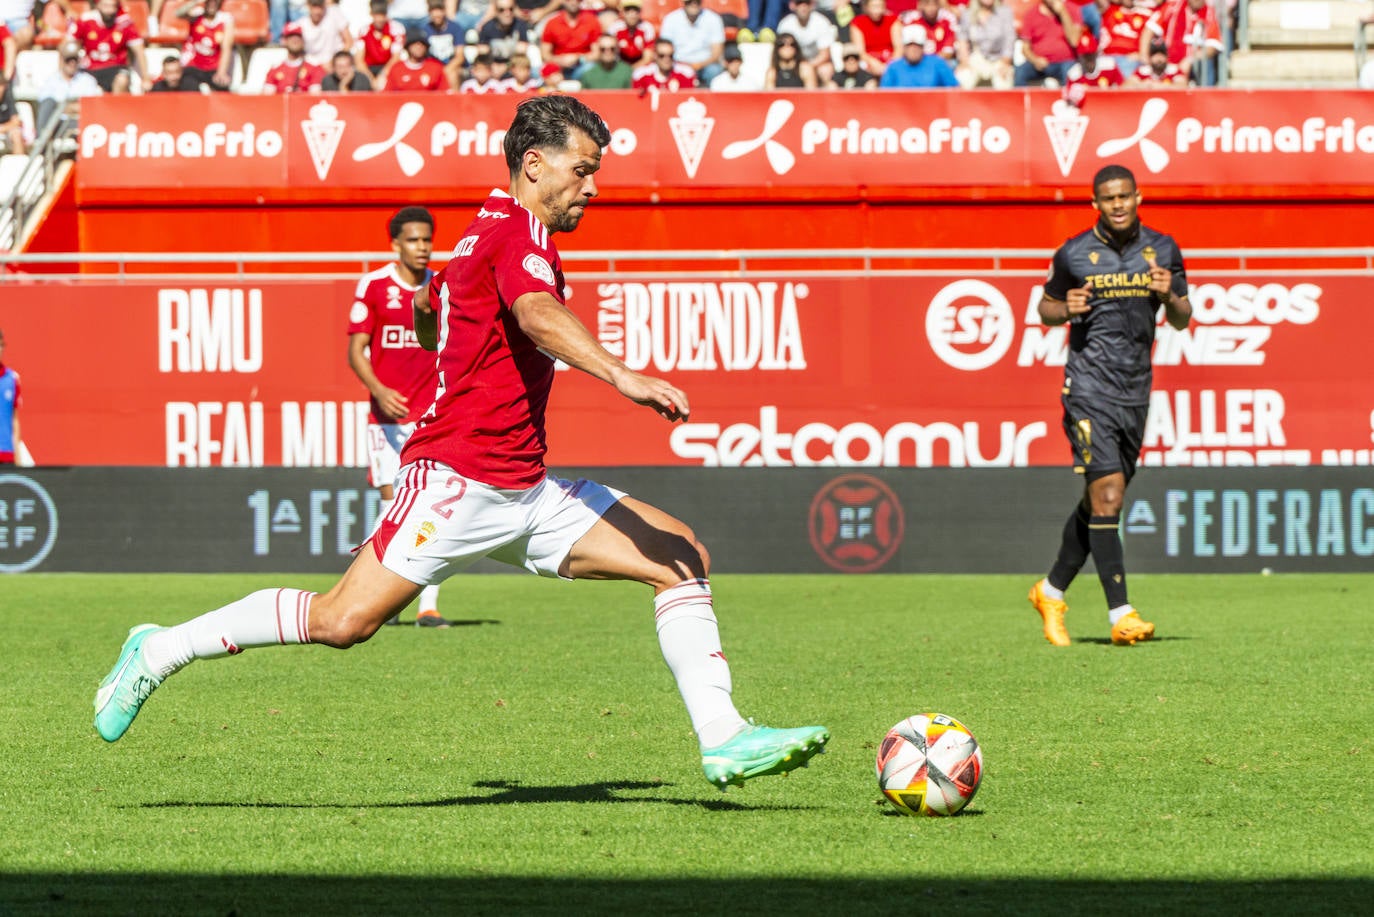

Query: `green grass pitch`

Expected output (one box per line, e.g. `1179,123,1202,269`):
1,572,1370,916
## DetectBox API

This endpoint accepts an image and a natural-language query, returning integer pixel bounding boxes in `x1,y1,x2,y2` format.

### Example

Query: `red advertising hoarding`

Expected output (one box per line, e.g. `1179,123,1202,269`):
2,272,1369,468
74,90,1374,203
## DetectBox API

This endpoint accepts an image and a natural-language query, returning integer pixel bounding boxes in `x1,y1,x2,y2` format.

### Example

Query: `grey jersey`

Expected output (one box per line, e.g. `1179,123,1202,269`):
1044,221,1188,406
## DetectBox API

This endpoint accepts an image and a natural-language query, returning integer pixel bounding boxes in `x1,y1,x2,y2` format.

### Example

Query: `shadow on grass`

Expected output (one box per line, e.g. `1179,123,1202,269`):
385,618,502,627
132,780,812,812
2,874,1367,916
1073,636,1193,645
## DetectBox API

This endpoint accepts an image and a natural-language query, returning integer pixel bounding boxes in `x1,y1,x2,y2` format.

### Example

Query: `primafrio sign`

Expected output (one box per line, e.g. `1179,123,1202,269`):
77,91,1374,197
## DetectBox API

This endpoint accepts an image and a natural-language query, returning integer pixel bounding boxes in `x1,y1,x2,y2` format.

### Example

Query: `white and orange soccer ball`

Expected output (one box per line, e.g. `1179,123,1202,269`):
875,714,983,816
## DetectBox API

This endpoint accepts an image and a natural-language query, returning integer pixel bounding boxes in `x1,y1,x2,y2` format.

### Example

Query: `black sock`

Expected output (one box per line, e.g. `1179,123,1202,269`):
1088,514,1128,609
1047,504,1090,592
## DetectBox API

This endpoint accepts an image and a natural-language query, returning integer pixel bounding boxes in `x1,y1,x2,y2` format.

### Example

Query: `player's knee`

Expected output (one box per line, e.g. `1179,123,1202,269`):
308,599,381,649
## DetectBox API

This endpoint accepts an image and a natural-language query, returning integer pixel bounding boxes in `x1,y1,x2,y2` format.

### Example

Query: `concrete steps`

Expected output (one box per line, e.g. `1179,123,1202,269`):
1229,0,1367,85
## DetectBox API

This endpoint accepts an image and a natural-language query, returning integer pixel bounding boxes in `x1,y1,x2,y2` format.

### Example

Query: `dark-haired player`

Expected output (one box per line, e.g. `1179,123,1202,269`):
94,95,829,791
347,206,449,627
1028,164,1191,647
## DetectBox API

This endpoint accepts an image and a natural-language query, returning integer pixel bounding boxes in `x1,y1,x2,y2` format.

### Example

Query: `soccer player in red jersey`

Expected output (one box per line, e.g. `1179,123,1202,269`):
347,207,450,627
68,0,150,94
94,95,829,791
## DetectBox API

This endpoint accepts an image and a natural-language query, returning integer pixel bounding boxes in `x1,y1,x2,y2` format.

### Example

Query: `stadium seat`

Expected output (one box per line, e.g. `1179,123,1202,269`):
637,0,676,27
222,0,270,48
738,40,771,87
337,0,371,34
703,0,747,31
132,44,182,92
0,154,40,209
152,0,190,46
123,0,153,39
238,45,286,93
32,3,72,49
11,50,59,103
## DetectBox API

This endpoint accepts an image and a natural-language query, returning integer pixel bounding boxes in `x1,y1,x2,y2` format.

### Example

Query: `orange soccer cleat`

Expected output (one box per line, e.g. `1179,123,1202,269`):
1028,580,1071,647
1110,611,1155,646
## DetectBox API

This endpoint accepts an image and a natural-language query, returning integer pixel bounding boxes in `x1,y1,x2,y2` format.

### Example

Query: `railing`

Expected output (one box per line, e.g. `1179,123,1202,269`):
1358,20,1372,80
3,247,1374,283
0,112,71,252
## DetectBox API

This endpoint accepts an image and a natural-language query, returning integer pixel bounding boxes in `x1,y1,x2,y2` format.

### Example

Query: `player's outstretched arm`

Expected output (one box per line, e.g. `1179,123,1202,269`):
512,291,690,423
1146,254,1192,330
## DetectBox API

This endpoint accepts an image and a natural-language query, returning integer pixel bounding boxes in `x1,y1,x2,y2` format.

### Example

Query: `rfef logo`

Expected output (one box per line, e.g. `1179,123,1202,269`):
808,474,905,573
0,475,59,573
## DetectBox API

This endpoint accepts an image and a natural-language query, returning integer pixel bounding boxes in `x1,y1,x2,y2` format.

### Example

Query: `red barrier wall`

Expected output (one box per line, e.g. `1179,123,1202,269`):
2,273,1370,468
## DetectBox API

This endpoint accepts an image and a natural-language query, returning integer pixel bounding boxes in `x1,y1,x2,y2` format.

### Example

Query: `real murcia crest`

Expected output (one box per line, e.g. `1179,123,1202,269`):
301,100,346,181
1042,99,1089,178
668,97,714,180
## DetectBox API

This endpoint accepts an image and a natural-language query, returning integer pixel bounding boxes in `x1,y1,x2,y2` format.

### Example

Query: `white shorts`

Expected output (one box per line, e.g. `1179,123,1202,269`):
367,422,416,490
369,460,625,584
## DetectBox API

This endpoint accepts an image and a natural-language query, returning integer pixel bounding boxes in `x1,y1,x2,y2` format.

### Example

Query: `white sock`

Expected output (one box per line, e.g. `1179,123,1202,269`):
1108,604,1134,626
419,585,440,614
1041,580,1065,601
654,579,747,750
141,588,315,679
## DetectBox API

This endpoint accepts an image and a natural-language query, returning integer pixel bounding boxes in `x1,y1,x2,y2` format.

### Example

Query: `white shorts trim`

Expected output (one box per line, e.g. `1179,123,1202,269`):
367,422,416,490
371,461,625,584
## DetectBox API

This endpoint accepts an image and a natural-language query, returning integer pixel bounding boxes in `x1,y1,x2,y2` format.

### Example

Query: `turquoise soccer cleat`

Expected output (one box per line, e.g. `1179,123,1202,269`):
93,624,164,743
700,722,830,791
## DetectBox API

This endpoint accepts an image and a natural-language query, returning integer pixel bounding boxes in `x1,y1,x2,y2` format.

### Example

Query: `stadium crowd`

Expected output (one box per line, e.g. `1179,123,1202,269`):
0,0,1235,155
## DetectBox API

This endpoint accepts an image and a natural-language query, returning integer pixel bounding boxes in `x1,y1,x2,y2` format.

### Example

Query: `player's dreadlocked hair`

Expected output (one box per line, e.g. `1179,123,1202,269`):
503,95,612,176
388,206,434,241
1092,164,1137,195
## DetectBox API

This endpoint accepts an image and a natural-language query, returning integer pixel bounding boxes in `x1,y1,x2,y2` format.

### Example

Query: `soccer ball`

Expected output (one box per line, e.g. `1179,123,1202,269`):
875,714,983,816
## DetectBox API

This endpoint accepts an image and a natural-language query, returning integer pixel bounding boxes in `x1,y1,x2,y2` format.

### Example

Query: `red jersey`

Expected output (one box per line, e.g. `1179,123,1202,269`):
263,58,326,92
182,11,233,71
851,13,897,62
357,20,404,69
0,25,10,77
612,20,655,64
1133,60,1187,84
631,62,696,91
1063,56,1124,106
1100,5,1150,57
402,190,565,489
1147,0,1222,64
69,9,142,71
348,263,437,425
385,57,448,90
541,10,601,56
898,9,958,58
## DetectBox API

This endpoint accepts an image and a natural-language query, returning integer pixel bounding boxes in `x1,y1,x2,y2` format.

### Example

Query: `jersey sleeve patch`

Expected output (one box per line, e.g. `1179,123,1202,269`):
521,253,556,287
349,301,370,325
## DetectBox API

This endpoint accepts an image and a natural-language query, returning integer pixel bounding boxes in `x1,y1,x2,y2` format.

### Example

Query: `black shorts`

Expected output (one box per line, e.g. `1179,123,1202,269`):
181,66,230,91
1061,394,1148,483
89,66,127,92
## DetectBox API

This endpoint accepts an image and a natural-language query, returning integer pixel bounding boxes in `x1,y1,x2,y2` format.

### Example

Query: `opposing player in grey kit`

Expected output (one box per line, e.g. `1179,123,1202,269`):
94,94,829,790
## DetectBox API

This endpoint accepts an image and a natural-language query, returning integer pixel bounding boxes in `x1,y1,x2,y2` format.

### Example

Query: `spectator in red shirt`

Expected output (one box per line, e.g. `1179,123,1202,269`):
1062,29,1123,107
899,0,957,61
1013,0,1082,86
1129,36,1187,85
850,0,899,74
612,0,655,66
1142,0,1222,86
381,26,449,88
69,0,149,94
541,0,602,78
0,23,16,80
178,0,236,91
631,37,697,90
1099,0,1150,75
355,0,404,77
263,21,325,92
